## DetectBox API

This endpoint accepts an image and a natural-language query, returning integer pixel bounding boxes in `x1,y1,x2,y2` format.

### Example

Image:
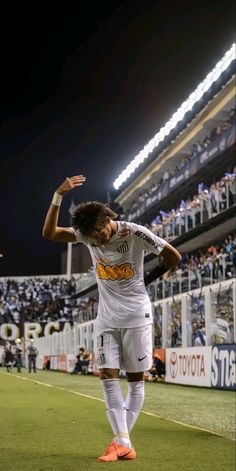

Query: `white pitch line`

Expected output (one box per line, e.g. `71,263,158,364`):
3,372,235,441
140,410,235,440
12,373,104,402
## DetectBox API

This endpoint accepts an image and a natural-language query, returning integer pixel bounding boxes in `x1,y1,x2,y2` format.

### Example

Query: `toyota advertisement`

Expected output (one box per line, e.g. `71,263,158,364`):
166,347,212,387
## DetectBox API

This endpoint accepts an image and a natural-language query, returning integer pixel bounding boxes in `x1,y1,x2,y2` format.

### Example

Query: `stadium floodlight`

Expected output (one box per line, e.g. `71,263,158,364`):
113,43,236,190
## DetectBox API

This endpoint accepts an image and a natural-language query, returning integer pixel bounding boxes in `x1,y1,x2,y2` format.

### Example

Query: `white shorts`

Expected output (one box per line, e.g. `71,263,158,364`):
96,325,153,373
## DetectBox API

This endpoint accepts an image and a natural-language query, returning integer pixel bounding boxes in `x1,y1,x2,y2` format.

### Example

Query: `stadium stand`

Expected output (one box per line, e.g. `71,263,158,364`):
0,231,234,326
148,168,236,238
0,232,235,325
0,275,96,324
123,109,235,222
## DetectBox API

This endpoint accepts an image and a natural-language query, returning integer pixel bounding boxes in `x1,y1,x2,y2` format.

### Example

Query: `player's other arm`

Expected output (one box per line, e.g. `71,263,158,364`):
160,243,181,271
42,175,86,243
144,243,181,286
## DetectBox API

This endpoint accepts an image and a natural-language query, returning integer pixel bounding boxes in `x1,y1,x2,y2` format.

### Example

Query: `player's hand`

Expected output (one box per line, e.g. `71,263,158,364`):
56,175,86,196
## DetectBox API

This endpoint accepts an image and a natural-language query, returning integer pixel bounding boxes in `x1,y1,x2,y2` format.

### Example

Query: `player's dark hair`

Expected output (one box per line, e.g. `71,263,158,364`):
70,201,117,237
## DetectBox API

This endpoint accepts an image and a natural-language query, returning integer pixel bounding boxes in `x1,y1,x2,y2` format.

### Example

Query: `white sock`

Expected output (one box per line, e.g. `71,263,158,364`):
101,379,132,448
125,381,145,432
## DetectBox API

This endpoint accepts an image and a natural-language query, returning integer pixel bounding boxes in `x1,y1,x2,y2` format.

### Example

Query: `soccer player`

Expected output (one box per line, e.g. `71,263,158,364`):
42,175,181,462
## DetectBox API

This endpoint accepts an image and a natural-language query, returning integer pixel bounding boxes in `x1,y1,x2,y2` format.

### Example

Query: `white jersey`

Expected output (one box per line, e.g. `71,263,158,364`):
74,221,167,334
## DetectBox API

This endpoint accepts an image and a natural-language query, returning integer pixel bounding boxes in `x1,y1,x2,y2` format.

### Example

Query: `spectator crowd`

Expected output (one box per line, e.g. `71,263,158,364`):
0,233,235,326
153,280,234,349
0,276,98,325
149,168,236,239
168,233,236,282
124,108,235,219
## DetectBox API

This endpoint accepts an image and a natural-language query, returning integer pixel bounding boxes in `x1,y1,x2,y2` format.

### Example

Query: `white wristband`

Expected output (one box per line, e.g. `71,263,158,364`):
51,192,62,207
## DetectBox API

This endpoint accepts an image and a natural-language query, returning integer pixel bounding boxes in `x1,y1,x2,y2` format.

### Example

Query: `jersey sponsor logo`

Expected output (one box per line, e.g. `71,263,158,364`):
118,228,131,237
117,241,129,253
135,230,159,250
96,262,134,280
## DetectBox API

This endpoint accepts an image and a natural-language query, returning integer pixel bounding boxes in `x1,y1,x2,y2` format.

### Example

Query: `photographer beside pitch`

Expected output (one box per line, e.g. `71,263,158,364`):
42,175,181,462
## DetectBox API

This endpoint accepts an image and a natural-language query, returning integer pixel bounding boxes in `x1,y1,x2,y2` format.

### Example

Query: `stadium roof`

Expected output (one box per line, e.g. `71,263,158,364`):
113,43,236,192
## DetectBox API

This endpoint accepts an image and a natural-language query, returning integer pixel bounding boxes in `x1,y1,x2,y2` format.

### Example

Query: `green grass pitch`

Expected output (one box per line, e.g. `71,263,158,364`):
0,369,235,471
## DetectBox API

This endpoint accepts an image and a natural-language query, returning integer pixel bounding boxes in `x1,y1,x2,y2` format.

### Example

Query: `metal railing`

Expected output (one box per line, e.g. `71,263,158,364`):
147,264,235,301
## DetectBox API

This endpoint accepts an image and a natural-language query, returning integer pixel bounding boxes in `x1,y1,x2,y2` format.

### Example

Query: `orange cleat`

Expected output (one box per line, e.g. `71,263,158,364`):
97,440,136,462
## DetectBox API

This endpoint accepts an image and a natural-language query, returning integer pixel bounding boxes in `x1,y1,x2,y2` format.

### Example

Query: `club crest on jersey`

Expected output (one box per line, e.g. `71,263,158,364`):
117,241,129,253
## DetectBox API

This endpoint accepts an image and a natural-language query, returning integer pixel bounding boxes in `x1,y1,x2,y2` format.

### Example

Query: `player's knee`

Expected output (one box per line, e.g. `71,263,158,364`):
99,368,119,380
126,372,144,382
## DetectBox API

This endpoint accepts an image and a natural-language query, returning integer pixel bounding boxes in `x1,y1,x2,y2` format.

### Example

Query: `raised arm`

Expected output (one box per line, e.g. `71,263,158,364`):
42,175,86,243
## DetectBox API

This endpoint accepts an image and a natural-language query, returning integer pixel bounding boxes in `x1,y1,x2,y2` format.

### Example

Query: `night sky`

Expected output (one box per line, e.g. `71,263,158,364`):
0,1,235,276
